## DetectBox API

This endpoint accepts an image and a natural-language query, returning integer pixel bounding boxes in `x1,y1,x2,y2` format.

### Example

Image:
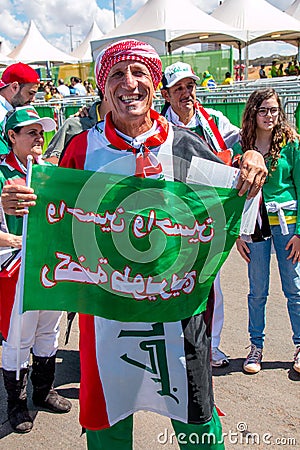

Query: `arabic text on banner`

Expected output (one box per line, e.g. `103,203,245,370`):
23,165,246,322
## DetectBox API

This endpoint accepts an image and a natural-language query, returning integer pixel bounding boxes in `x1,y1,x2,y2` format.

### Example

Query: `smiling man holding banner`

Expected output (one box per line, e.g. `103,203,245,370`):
1,39,267,449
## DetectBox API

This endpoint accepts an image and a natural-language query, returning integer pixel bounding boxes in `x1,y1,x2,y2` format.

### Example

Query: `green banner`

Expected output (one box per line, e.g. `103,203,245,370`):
23,165,245,322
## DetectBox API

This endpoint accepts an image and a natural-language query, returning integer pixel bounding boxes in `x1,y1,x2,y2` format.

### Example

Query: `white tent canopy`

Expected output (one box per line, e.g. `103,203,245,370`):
0,52,14,67
91,0,246,59
9,20,78,64
0,41,13,56
212,0,300,46
71,21,103,61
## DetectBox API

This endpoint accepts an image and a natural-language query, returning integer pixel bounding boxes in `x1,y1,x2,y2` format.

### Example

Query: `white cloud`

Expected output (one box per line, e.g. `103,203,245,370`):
246,41,297,60
0,0,116,53
0,9,27,41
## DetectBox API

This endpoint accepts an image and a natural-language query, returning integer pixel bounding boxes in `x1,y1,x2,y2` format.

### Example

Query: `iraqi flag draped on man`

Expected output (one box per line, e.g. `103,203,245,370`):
14,38,259,433
20,157,245,428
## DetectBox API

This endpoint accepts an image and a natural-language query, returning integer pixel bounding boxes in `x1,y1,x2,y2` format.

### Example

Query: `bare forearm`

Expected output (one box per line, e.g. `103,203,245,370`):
0,231,22,248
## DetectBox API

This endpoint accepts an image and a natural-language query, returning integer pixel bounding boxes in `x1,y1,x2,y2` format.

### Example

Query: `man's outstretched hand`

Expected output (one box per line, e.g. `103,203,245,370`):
236,150,268,198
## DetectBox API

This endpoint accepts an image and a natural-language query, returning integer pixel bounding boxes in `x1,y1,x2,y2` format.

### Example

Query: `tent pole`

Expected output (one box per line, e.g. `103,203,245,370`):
244,31,250,80
46,61,52,80
238,41,242,80
245,44,249,80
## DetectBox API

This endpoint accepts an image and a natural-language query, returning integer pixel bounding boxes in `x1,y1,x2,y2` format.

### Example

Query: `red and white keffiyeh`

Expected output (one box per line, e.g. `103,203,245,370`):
95,39,162,93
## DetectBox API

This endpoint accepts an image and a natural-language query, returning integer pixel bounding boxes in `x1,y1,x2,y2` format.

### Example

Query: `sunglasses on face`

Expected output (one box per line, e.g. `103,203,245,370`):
257,107,279,117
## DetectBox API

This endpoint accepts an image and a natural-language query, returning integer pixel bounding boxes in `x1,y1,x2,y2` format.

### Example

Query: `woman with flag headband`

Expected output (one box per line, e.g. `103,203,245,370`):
0,106,72,434
1,40,267,448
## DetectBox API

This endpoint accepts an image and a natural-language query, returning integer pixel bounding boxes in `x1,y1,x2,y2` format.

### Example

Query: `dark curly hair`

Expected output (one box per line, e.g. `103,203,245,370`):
240,88,298,171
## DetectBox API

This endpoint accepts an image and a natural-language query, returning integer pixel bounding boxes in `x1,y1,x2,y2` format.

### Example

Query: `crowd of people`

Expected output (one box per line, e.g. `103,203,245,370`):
38,76,96,102
260,59,300,78
0,41,299,449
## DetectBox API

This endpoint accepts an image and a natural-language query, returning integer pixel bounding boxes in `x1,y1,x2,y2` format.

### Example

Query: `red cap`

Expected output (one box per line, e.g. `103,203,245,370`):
0,62,40,89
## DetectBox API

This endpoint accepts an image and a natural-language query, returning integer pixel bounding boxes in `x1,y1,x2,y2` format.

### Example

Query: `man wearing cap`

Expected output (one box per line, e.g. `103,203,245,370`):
1,40,267,448
161,62,239,154
161,61,239,369
0,62,40,156
0,106,72,434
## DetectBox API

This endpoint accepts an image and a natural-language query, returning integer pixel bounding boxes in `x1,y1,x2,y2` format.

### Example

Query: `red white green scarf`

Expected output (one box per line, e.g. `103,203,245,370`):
104,109,169,178
165,102,232,166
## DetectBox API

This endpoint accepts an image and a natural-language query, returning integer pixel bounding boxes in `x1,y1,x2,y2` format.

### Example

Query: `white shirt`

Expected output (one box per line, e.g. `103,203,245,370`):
0,94,13,124
73,83,87,96
57,84,70,97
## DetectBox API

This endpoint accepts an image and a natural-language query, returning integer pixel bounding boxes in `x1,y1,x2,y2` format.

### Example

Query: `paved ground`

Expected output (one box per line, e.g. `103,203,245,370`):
0,247,299,449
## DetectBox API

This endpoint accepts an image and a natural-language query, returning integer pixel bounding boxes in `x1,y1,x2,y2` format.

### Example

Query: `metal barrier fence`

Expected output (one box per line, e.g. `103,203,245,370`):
34,95,100,128
33,95,99,151
33,79,300,139
154,77,300,129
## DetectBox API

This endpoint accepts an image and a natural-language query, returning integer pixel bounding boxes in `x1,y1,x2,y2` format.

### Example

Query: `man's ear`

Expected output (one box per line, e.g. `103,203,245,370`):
7,129,16,144
10,81,20,94
161,89,170,102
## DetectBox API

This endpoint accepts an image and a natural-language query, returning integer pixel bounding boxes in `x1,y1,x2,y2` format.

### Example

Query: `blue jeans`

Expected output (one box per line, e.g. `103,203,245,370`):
247,224,300,348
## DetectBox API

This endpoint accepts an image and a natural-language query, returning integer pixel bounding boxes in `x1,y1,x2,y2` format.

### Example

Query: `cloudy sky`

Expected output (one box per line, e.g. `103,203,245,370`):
0,0,297,59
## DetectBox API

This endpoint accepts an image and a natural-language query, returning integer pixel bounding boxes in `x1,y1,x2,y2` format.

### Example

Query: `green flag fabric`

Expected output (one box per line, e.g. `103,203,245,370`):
23,164,245,322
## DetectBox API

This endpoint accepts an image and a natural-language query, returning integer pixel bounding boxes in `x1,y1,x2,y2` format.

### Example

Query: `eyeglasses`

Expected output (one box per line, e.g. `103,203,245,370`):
257,107,279,117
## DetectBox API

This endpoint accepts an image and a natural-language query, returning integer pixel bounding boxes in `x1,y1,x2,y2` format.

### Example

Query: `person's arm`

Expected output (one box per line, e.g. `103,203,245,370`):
228,140,268,197
0,177,23,247
203,110,268,195
286,234,300,264
0,230,22,248
285,139,300,263
172,127,267,198
43,101,100,162
43,117,83,161
59,130,89,169
236,237,250,263
2,130,90,216
236,150,267,198
290,138,300,235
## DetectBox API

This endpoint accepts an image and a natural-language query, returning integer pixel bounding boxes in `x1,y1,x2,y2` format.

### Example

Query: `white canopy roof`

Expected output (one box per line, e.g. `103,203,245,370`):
212,0,300,45
91,0,245,58
0,41,13,56
71,21,103,61
286,0,300,19
9,21,78,64
0,52,14,66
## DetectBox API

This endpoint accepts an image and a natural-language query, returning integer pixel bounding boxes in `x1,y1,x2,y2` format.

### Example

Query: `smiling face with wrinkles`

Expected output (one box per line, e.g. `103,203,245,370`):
161,77,197,125
104,60,155,137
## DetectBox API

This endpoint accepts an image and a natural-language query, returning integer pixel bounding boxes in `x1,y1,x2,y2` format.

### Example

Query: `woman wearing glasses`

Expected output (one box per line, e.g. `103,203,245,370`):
236,88,300,375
